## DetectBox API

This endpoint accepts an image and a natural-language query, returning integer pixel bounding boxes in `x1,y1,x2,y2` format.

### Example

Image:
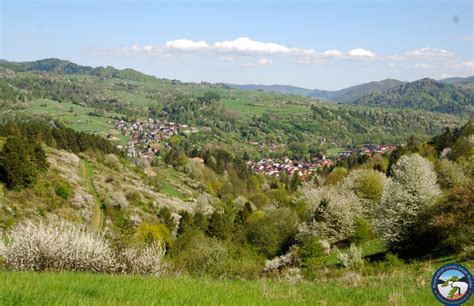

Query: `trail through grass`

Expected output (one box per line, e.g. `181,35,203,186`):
80,159,103,230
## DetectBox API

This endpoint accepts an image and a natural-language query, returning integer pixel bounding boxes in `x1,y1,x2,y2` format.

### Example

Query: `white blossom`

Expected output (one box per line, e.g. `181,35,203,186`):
375,154,441,244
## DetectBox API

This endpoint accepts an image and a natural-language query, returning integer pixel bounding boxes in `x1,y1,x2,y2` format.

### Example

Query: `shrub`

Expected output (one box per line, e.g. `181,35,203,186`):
340,169,386,204
384,253,404,268
247,207,299,257
55,182,72,199
297,185,363,243
336,244,363,268
350,219,371,245
431,182,474,253
435,159,468,189
375,154,441,254
324,167,348,186
119,242,167,276
298,236,325,262
172,232,228,277
4,221,118,272
137,222,172,248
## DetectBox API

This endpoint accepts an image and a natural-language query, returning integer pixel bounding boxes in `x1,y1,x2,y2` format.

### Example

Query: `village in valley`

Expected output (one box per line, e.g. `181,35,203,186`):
111,118,397,180
247,143,396,179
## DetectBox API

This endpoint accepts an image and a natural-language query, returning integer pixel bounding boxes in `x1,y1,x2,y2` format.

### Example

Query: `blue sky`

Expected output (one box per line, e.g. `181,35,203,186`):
1,0,473,90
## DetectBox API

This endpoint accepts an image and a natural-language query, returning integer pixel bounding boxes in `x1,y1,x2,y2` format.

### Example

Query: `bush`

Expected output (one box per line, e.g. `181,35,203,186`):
350,219,371,245
384,253,404,268
172,232,228,277
297,185,363,243
4,221,118,273
119,242,167,276
298,237,325,262
375,154,441,255
55,183,72,199
435,159,468,189
336,244,363,268
247,207,299,257
137,223,172,248
431,182,474,253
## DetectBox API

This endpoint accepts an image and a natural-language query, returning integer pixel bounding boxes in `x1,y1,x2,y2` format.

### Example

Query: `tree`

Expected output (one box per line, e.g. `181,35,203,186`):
375,154,441,255
296,185,363,243
246,207,299,257
0,136,48,189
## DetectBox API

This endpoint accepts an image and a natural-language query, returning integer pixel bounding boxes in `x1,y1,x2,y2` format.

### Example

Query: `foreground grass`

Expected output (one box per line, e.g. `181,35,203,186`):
0,266,452,306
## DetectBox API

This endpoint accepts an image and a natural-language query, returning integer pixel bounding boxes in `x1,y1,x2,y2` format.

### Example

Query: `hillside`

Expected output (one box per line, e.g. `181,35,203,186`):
0,58,162,83
0,59,466,151
227,79,404,102
353,78,474,115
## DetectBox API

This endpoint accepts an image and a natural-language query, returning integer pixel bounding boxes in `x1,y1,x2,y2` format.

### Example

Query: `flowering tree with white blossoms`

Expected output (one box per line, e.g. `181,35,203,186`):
375,154,441,251
296,185,363,243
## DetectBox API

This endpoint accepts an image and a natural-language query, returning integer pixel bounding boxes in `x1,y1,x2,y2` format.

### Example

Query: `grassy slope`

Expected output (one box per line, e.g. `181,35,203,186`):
0,264,455,306
79,159,103,230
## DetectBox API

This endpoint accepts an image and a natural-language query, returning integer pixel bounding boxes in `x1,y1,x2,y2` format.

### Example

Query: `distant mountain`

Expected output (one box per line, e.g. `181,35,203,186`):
440,76,474,84
0,58,158,83
226,84,317,97
353,78,474,115
327,79,404,103
227,79,404,103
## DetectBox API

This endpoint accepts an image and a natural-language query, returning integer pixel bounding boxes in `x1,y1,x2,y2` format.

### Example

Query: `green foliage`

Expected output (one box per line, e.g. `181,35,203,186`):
432,182,474,253
246,208,299,257
351,219,371,245
157,207,175,231
298,237,325,262
354,78,474,115
324,167,348,186
55,182,72,200
136,223,172,248
0,136,48,189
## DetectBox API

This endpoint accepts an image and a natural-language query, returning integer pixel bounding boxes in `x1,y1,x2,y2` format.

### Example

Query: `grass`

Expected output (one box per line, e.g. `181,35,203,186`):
80,159,103,230
18,99,127,143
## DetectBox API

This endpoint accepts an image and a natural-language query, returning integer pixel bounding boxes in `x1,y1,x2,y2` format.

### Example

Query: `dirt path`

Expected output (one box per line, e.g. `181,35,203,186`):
80,159,103,230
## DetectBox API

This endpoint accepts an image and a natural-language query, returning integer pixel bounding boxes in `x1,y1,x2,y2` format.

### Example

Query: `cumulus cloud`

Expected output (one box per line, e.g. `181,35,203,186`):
165,39,209,51
213,37,292,54
117,37,376,62
347,48,376,58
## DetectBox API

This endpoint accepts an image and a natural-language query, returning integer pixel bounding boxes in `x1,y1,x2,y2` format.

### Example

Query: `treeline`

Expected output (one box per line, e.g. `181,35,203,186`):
0,119,120,190
0,120,119,155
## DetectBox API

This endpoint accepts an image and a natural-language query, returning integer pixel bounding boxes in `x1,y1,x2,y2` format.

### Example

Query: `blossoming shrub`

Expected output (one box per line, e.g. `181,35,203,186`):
336,244,362,268
375,154,441,255
297,186,363,243
119,242,167,276
3,221,168,276
4,221,118,273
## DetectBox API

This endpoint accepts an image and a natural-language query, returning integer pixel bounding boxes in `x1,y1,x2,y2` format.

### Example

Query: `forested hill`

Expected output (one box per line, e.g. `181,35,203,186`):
352,78,474,115
0,58,161,83
227,79,404,102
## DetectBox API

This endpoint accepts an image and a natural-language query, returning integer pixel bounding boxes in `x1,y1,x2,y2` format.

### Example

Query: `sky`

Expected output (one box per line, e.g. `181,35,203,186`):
1,0,473,90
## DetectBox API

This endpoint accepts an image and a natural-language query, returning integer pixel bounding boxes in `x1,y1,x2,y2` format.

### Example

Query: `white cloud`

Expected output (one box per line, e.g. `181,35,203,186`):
387,47,455,61
165,39,209,51
213,37,292,54
116,37,376,62
347,48,376,58
257,58,272,65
